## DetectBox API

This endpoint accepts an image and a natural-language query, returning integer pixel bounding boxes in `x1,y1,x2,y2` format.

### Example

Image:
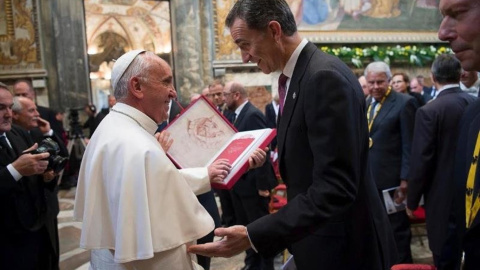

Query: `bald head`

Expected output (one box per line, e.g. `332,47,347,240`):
13,79,35,100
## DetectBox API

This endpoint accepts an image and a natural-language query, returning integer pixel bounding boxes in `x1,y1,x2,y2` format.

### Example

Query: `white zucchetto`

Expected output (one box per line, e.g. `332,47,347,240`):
111,49,146,91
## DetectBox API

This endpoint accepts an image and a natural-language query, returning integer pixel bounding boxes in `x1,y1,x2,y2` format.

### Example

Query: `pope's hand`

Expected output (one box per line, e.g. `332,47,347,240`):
155,131,173,152
208,158,231,184
248,148,267,169
188,225,251,258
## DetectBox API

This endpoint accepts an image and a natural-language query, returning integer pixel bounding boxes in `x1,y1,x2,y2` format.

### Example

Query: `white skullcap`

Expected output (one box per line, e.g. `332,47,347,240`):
111,49,146,91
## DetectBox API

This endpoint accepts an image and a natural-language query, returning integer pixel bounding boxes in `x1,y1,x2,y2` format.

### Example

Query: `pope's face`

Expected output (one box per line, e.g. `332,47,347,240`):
438,0,480,71
142,58,177,124
366,72,389,101
229,18,282,74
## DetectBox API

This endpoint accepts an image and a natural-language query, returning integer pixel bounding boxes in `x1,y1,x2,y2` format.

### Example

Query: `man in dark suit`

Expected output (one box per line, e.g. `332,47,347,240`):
437,0,480,268
264,95,279,151
13,79,65,141
0,83,58,269
407,54,475,268
365,61,416,263
224,81,277,270
189,1,397,269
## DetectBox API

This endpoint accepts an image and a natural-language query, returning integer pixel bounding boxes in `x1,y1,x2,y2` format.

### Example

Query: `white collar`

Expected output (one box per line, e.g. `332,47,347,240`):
282,38,308,78
235,100,249,116
111,103,159,134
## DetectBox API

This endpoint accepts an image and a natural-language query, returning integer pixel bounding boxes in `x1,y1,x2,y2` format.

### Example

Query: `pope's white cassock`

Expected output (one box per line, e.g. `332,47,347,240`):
74,103,214,270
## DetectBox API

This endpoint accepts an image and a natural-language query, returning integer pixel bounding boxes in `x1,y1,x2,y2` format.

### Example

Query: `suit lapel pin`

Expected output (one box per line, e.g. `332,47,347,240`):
293,92,296,99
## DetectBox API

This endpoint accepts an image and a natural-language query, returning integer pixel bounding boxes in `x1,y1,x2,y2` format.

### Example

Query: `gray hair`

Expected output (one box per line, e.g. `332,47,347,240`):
431,54,462,84
114,51,157,101
225,0,297,36
364,62,392,80
12,96,24,113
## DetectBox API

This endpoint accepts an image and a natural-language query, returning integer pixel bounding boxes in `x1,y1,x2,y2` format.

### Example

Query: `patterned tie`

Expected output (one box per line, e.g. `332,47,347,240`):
369,100,377,125
0,135,15,160
278,73,288,115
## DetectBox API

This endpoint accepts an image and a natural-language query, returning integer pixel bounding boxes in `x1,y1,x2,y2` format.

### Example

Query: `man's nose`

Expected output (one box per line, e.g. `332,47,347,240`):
438,17,455,42
241,51,251,63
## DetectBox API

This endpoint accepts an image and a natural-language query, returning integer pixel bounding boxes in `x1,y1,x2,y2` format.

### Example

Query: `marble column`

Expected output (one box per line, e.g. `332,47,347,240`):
170,0,214,105
38,0,90,111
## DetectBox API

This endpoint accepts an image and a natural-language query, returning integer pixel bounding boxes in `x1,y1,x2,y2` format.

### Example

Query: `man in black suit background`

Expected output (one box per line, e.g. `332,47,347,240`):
264,94,279,153
0,83,58,269
437,0,480,268
407,54,475,268
224,81,277,270
365,61,417,263
189,1,397,269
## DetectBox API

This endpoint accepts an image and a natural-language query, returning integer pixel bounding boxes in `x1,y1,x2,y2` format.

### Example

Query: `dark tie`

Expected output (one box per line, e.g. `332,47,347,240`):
278,73,288,115
231,113,237,124
369,100,377,124
156,121,168,133
0,135,15,160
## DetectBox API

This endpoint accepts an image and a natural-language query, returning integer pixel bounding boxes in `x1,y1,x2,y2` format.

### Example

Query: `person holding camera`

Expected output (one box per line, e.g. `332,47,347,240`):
0,82,59,269
11,95,68,269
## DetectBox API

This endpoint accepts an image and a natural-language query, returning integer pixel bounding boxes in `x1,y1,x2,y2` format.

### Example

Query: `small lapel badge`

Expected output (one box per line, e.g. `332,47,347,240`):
293,92,296,99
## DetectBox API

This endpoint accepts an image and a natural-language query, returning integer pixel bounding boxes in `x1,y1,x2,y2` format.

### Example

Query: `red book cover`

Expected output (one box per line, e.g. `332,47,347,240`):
214,137,255,165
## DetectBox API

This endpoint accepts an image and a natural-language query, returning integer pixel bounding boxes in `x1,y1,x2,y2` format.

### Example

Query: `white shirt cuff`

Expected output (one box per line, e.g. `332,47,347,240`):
7,164,23,181
43,129,54,136
245,227,258,253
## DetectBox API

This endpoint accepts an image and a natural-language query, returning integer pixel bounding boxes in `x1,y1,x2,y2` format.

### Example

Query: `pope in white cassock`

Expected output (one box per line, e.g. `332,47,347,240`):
74,50,265,269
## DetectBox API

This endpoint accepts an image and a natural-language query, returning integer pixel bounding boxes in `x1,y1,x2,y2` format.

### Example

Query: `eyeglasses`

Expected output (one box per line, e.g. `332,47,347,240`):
211,92,223,97
223,92,231,96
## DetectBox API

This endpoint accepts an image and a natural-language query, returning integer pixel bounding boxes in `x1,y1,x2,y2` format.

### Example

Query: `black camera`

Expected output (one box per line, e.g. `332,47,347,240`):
30,138,68,173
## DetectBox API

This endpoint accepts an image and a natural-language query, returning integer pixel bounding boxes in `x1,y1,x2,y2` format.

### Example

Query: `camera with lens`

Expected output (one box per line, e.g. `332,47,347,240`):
29,138,68,173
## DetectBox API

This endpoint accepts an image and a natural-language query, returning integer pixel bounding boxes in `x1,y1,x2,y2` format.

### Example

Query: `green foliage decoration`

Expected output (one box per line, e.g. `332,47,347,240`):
319,44,453,68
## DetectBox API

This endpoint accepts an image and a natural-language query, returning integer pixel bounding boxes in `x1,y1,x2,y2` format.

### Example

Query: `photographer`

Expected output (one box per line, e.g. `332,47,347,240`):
11,95,66,269
1,83,59,269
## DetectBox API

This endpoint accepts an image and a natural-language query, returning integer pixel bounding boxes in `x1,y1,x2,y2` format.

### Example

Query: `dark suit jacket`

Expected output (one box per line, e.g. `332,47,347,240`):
368,90,417,190
246,42,397,269
0,125,56,268
407,87,475,256
264,102,278,150
444,99,480,269
232,102,277,197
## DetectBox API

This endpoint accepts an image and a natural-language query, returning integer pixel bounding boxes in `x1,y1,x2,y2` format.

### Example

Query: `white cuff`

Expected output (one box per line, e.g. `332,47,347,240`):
7,164,23,181
43,129,54,136
245,227,258,253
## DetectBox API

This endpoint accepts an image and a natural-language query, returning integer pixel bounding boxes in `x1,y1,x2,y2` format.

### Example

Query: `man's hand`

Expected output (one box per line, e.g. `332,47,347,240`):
248,148,267,170
155,131,173,152
258,189,270,197
208,158,231,184
188,225,251,258
396,180,408,204
406,207,417,219
43,169,55,183
37,117,51,134
12,143,50,176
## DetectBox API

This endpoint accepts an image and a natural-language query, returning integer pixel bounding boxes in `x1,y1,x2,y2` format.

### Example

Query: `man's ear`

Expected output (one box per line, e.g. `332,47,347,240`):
268,21,282,42
129,77,143,99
